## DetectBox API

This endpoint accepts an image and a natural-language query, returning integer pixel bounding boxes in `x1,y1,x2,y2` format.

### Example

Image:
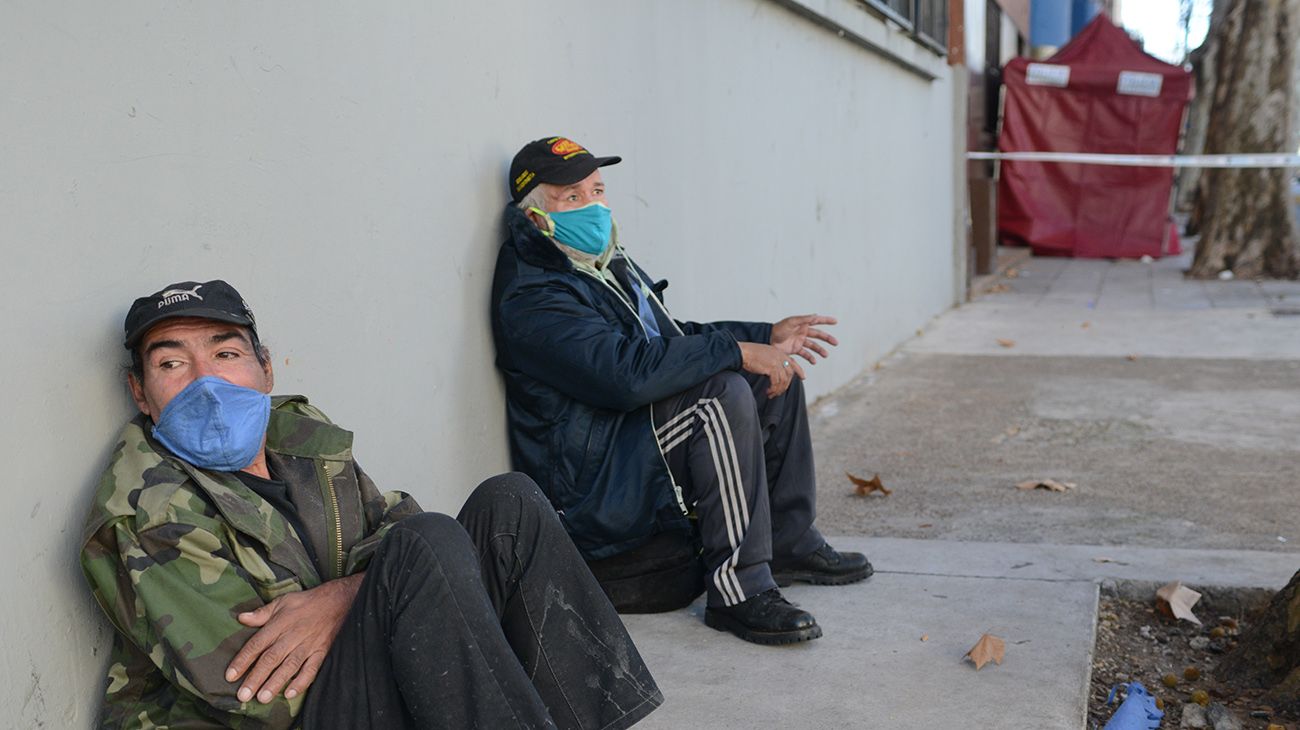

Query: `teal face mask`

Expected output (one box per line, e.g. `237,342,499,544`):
531,202,613,255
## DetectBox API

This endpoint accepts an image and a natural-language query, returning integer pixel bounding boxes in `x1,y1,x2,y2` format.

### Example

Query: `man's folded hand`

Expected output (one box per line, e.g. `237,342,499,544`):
738,342,805,397
225,572,364,704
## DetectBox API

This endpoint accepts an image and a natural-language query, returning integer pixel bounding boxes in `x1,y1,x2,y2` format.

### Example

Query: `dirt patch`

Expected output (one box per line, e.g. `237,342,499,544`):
1089,588,1299,729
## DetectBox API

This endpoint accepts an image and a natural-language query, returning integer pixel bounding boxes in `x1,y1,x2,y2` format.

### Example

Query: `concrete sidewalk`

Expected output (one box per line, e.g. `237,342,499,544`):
625,253,1300,729
625,539,1295,729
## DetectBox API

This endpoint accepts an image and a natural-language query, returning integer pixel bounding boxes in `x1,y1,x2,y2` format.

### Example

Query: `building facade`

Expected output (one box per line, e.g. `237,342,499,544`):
0,1,965,722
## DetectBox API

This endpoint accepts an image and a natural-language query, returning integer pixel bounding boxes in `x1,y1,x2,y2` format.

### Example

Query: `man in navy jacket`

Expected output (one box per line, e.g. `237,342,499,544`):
491,136,871,645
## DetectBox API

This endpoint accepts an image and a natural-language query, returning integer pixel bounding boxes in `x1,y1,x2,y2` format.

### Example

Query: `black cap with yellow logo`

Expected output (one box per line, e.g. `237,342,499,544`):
508,136,621,203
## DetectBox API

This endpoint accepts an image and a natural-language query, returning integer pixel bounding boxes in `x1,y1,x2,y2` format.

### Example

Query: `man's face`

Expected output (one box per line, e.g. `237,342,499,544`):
526,169,606,228
128,317,273,423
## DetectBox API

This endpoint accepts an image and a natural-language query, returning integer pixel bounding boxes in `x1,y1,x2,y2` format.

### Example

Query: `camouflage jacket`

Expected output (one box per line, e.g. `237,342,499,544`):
80,396,423,729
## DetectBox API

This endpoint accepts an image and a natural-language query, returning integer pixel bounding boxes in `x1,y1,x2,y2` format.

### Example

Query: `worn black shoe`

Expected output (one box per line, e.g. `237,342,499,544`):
771,544,873,586
704,588,823,645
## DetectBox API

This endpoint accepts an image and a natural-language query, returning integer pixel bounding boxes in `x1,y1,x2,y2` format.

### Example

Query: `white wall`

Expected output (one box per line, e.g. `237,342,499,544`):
0,0,956,723
1002,12,1023,64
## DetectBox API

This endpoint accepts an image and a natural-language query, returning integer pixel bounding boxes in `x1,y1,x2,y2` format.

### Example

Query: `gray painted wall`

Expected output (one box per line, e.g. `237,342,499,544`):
0,0,958,723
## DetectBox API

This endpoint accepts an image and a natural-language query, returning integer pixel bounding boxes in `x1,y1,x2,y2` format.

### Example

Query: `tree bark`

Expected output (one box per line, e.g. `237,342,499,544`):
1187,0,1300,280
1217,569,1300,713
1176,0,1230,225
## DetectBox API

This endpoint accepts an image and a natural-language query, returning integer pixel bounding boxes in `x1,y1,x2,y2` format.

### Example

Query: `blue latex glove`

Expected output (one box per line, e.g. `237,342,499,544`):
1102,682,1163,730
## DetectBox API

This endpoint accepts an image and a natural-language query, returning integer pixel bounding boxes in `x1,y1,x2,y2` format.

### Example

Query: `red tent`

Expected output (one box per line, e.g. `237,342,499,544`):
997,16,1192,258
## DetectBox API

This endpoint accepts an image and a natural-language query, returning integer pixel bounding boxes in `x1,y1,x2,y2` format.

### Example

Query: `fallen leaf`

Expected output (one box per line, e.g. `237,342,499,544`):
964,633,1005,670
915,328,924,336
1015,478,1076,492
1126,354,1140,361
1004,268,1021,279
920,634,929,642
996,338,1016,348
986,283,1011,294
848,472,891,497
990,425,1021,445
1081,321,1091,329
918,523,933,528
1155,581,1203,625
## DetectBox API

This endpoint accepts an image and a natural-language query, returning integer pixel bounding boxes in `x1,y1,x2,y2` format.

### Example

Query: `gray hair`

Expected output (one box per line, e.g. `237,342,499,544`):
516,185,550,212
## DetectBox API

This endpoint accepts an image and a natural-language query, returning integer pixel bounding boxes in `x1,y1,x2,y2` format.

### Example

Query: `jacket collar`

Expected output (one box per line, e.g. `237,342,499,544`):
263,394,354,460
503,203,574,272
504,203,633,275
178,457,321,584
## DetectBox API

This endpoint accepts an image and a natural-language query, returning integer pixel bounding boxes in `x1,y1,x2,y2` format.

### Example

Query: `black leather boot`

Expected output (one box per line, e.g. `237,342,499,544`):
771,544,873,586
704,588,822,645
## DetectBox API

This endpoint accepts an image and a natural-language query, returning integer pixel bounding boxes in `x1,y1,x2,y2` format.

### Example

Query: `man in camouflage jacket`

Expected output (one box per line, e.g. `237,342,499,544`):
80,280,661,729
82,391,418,727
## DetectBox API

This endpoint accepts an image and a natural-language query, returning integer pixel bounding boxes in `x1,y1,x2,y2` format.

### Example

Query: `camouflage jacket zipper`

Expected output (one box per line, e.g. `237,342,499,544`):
321,462,345,579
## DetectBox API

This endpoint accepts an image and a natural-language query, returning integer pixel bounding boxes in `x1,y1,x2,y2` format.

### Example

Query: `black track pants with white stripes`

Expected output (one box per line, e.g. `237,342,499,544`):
652,370,826,608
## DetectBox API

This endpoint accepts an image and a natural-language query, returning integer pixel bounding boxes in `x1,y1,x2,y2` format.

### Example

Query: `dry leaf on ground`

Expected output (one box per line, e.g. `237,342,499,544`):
986,283,1011,294
1015,478,1076,492
920,634,929,642
1155,581,1203,625
991,425,1022,444
965,633,1006,670
1081,321,1091,329
1004,268,1021,279
996,338,1016,348
848,472,891,497
1126,354,1140,361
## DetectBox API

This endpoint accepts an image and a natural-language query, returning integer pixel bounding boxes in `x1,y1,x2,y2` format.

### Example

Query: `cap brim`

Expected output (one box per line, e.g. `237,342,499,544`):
124,309,256,349
541,155,622,186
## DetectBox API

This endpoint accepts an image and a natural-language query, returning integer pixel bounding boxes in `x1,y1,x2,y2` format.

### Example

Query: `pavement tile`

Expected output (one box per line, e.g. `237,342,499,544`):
628,568,1097,730
626,538,1294,729
1203,281,1270,308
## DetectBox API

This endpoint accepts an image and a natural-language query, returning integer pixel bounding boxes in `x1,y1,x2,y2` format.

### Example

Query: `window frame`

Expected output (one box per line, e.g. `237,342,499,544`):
860,0,949,57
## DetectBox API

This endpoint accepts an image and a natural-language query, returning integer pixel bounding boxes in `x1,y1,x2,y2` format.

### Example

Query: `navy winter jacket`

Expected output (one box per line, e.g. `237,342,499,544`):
491,204,772,560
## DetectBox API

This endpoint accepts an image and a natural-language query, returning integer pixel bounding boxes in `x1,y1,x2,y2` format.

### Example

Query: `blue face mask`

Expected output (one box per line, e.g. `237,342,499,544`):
533,202,613,255
151,376,271,472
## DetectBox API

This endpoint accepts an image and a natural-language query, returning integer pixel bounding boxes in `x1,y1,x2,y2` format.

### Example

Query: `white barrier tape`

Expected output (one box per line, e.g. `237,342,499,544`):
967,151,1300,168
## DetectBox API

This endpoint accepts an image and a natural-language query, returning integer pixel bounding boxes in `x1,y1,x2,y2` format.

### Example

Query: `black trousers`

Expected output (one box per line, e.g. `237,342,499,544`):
302,473,662,729
651,370,825,608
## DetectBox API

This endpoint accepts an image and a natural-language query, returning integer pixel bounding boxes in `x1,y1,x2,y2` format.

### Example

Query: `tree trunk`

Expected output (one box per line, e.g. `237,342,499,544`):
1217,569,1300,713
1187,0,1300,280
1177,0,1230,226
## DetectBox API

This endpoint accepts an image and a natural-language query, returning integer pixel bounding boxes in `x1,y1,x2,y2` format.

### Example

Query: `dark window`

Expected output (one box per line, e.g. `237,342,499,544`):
983,0,1002,136
862,0,948,54
863,0,913,28
915,0,948,46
